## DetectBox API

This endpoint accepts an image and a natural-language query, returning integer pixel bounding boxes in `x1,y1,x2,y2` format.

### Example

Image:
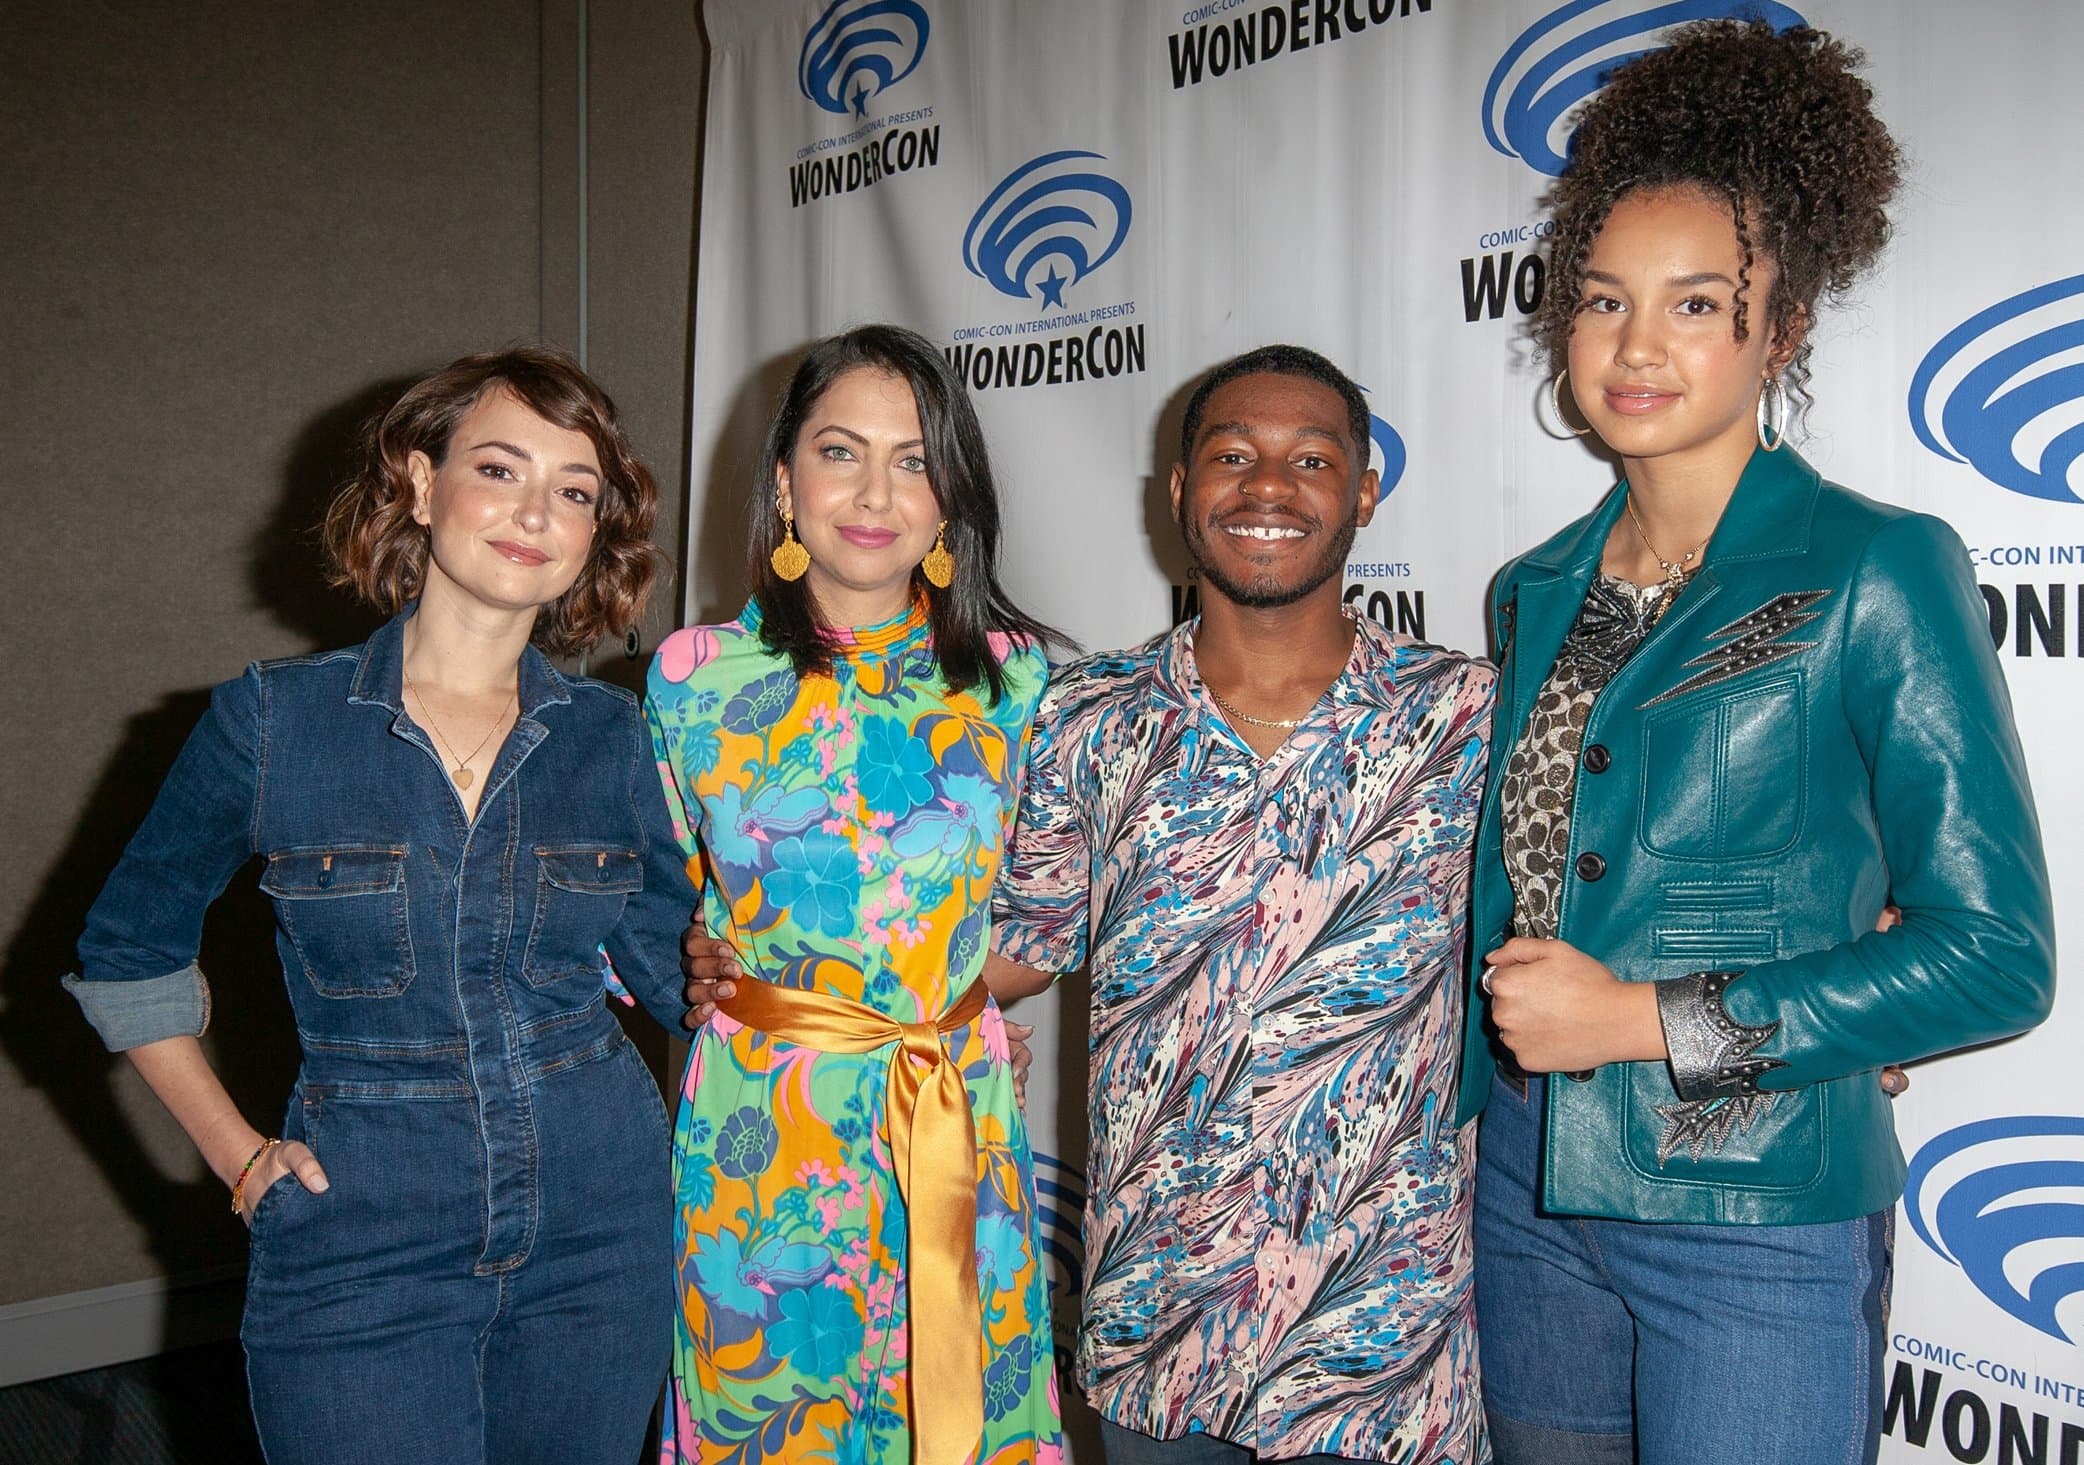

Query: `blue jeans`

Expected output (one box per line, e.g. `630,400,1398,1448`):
241,1037,673,1465
1474,1074,1889,1465
1099,1420,1375,1464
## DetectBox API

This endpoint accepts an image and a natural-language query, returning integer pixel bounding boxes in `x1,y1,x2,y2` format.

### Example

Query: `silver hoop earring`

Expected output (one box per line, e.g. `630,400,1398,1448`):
1547,369,1591,439
1757,375,1788,452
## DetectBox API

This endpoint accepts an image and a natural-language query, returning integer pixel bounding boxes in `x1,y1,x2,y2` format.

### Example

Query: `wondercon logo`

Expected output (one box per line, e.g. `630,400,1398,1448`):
1483,0,1805,177
962,151,1133,313
1030,1150,1086,1303
798,0,930,119
1904,1115,2084,1344
1910,275,2084,505
1359,390,1408,498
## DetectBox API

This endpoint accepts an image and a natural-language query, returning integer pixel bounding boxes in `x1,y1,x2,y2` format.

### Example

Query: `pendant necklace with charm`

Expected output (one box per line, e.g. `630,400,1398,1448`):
1624,491,1709,590
404,672,512,790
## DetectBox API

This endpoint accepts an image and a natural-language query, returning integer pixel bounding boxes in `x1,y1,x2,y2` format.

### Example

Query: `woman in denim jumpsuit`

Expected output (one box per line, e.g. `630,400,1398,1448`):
66,348,699,1464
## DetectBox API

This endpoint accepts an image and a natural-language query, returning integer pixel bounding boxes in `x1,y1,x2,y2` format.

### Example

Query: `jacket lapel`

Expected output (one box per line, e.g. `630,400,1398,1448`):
1602,446,1823,708
1500,484,1628,737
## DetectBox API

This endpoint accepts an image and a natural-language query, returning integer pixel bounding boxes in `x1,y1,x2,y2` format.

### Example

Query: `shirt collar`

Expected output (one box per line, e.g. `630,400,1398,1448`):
1157,607,1399,724
1331,610,1402,708
347,605,573,719
740,594,933,665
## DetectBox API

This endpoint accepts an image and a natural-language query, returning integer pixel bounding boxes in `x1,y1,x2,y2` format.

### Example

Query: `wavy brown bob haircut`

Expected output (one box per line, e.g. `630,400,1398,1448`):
322,346,663,658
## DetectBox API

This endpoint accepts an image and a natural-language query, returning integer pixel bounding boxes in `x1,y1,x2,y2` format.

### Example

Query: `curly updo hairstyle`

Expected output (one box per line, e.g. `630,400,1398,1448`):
322,346,663,658
1538,20,1902,404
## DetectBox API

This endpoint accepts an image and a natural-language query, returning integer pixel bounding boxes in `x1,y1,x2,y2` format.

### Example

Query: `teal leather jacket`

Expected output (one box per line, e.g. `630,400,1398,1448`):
1456,446,2055,1224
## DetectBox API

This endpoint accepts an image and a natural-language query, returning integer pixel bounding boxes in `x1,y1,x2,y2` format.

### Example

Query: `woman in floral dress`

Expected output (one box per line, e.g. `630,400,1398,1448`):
646,325,1062,1465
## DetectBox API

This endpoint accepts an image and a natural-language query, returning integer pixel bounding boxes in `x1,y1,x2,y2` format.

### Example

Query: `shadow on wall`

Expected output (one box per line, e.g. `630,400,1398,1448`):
0,687,288,1459
251,375,414,651
1143,374,1200,623
1039,980,1104,1460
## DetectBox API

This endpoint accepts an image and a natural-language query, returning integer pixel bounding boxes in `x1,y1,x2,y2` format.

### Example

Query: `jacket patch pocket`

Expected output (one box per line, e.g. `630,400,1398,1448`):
522,846,642,990
261,846,414,998
1623,1063,1828,1189
1639,674,1805,862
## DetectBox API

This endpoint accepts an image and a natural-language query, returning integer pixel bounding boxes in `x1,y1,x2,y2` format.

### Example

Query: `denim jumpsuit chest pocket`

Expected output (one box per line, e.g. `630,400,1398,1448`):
523,845,643,989
260,845,415,997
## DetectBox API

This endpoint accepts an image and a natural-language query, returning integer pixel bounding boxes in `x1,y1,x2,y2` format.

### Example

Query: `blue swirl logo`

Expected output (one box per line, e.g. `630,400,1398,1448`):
1031,1149,1086,1344
1905,1115,2084,1343
1484,1,1805,177
962,151,1133,312
798,0,930,120
1910,275,2084,505
1357,388,1407,499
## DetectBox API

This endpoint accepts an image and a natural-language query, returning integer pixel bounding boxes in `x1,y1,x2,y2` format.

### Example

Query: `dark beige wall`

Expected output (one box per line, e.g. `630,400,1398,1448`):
0,0,703,1342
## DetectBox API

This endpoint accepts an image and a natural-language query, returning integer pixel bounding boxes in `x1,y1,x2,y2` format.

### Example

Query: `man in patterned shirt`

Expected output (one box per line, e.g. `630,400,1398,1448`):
984,346,1495,1464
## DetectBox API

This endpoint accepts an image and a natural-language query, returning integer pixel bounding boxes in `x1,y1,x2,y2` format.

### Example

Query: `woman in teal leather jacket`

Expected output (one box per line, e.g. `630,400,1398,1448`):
1464,22,2054,1465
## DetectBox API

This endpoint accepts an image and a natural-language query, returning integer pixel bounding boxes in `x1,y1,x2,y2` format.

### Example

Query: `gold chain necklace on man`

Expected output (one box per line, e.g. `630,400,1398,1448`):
1206,683,1308,731
404,672,512,790
1624,492,1709,590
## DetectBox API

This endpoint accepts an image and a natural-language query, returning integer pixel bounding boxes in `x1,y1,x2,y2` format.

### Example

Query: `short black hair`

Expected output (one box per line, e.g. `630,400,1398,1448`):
1178,345,1371,467
747,324,1061,700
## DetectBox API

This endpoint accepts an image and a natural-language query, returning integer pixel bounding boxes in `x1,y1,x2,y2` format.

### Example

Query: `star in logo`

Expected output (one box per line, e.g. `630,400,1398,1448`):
962,150,1132,311
850,78,871,118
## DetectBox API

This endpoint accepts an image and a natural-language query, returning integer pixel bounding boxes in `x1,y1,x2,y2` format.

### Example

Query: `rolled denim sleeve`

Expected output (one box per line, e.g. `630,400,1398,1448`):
64,964,211,1051
69,668,262,1050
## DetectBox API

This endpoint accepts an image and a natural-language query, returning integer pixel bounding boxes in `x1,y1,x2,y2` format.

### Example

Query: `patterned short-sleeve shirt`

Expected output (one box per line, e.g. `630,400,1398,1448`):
992,614,1495,1463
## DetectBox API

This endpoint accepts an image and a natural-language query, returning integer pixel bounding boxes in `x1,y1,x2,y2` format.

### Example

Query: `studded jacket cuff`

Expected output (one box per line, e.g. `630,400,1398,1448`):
1655,971,1787,1102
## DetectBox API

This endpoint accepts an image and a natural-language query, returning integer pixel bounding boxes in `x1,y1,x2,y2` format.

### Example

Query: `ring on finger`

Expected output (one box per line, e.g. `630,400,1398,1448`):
1480,969,1495,998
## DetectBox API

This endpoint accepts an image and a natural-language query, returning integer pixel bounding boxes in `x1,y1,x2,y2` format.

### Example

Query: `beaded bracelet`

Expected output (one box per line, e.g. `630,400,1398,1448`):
232,1137,281,1216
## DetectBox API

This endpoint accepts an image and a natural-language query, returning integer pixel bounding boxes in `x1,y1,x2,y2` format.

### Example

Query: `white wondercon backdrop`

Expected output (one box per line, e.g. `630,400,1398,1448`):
687,1,2084,1456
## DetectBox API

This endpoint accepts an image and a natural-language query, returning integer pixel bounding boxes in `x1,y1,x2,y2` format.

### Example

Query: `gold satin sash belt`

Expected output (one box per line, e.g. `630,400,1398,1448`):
717,974,990,1465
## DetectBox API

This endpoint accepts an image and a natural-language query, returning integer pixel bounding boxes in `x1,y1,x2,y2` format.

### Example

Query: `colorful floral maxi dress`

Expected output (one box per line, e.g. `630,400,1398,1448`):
645,600,1061,1465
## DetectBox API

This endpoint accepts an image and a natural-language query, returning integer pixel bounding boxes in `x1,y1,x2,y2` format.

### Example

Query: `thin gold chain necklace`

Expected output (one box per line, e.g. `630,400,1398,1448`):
1624,492,1709,590
1206,683,1308,730
404,672,513,790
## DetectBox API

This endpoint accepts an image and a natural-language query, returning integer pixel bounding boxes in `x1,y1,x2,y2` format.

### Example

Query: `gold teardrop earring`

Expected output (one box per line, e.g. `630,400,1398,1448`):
771,503,810,581
920,520,954,589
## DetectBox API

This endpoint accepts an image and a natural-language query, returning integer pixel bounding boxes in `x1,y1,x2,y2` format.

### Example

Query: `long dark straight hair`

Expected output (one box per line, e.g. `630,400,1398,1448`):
746,324,1060,699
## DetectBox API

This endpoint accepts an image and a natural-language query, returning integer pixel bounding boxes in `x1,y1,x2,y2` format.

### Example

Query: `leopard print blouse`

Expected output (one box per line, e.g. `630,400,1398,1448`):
1501,574,1678,939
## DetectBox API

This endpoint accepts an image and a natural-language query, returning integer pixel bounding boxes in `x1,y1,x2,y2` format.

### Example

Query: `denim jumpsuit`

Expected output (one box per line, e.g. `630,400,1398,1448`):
68,612,699,1465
